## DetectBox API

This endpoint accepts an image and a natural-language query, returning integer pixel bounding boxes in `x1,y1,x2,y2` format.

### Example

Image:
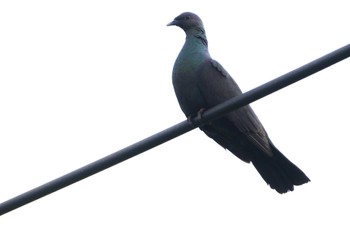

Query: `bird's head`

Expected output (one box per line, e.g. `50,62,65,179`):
167,12,204,32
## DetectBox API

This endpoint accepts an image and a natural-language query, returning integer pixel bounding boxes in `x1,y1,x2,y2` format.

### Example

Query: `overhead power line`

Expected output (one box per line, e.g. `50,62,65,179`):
1,44,350,216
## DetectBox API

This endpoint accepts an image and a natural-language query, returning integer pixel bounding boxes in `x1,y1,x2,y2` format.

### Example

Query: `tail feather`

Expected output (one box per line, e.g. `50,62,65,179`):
200,123,310,193
251,143,310,193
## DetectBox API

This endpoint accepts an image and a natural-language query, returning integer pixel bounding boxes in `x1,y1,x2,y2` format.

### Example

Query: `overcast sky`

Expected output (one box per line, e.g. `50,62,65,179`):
1,1,350,235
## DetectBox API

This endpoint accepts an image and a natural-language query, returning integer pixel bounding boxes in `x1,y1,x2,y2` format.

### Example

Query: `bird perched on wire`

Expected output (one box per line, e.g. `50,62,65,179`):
167,12,310,193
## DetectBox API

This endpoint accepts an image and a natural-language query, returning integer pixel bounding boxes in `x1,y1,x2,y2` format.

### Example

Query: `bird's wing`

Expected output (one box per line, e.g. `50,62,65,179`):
197,59,273,157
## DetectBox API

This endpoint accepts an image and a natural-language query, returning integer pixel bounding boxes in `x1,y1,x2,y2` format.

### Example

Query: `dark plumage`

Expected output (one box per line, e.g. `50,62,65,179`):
167,12,310,193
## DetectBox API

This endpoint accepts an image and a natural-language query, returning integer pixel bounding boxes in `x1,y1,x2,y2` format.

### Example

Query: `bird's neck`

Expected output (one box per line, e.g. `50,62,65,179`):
185,27,208,51
174,27,210,70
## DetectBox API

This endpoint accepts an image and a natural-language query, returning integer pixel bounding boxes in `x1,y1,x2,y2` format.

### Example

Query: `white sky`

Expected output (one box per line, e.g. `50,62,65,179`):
1,1,350,235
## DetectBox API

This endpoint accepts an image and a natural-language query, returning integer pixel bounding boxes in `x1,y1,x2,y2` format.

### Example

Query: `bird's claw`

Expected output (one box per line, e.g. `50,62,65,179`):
186,108,206,125
196,108,206,120
186,115,193,124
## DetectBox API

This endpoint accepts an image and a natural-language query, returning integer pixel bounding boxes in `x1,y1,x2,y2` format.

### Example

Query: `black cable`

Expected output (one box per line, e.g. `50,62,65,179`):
1,44,349,216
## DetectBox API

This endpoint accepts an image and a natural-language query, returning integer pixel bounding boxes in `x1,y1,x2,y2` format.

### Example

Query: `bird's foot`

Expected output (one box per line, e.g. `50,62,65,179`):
186,115,193,124
186,108,206,126
196,108,206,120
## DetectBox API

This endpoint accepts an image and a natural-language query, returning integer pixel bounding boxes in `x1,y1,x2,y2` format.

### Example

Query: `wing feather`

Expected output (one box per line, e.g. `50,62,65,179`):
197,59,272,159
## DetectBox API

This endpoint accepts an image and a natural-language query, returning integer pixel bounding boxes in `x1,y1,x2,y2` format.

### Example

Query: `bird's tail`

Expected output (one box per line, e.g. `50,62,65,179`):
251,143,310,193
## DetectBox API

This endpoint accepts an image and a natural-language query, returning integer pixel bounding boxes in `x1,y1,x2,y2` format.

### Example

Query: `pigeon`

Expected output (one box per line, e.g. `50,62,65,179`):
167,12,310,193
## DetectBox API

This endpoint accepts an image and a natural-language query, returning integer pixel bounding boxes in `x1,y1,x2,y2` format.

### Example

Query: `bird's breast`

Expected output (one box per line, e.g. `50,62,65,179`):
172,50,209,117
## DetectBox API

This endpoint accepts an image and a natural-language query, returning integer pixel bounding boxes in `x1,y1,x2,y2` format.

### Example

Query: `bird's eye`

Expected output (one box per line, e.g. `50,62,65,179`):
185,16,191,20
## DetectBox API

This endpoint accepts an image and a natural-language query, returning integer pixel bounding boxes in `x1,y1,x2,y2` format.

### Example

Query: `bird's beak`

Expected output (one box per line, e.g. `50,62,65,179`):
167,20,177,26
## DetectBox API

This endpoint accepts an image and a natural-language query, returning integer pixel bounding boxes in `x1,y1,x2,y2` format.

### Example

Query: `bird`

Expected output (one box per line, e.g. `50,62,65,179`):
167,12,310,193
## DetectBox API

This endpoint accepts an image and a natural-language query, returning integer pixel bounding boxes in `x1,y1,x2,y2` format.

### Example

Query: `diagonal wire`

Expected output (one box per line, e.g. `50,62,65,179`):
1,44,350,216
